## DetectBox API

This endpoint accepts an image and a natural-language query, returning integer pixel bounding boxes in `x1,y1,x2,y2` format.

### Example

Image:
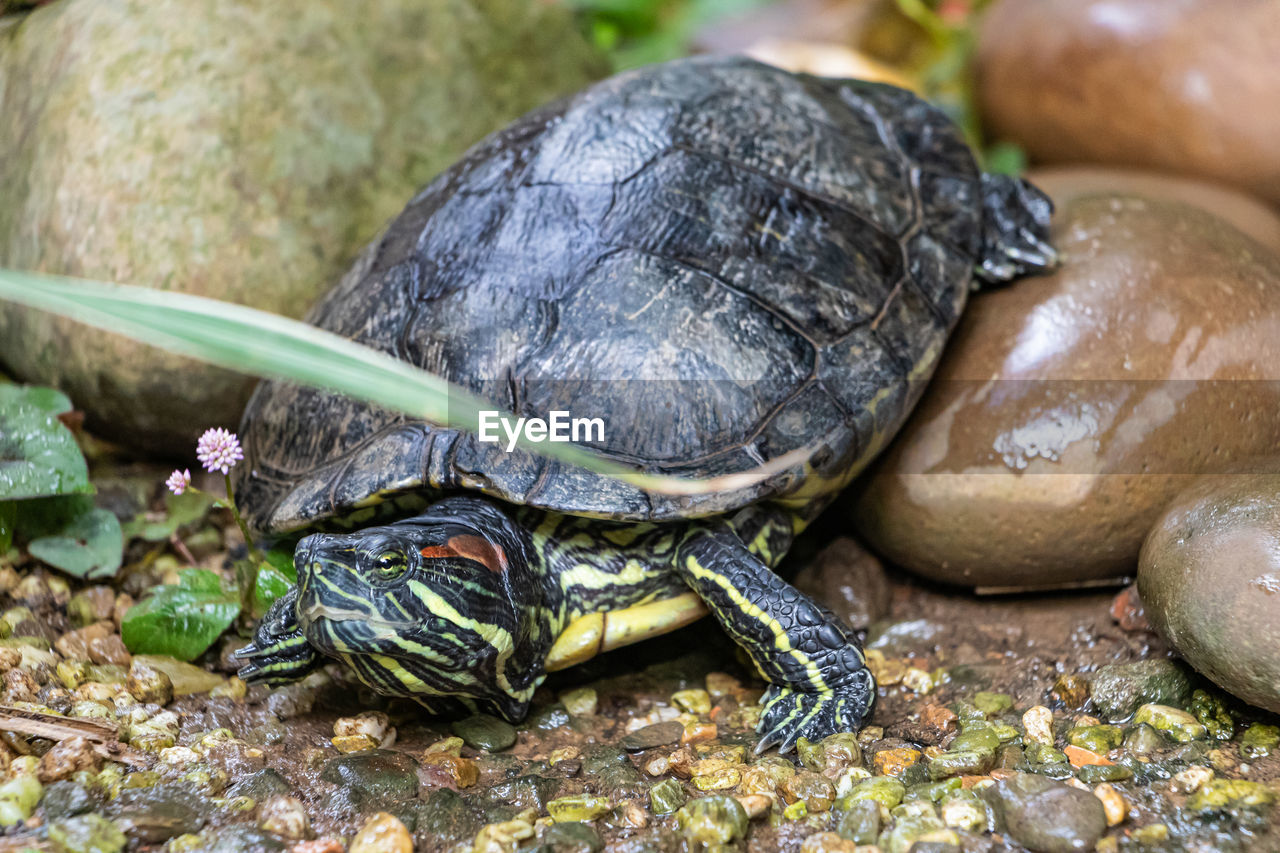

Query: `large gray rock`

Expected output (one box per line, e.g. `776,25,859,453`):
0,0,603,454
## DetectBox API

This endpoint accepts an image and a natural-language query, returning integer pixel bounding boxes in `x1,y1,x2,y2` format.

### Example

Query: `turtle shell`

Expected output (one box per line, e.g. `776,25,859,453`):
235,56,986,534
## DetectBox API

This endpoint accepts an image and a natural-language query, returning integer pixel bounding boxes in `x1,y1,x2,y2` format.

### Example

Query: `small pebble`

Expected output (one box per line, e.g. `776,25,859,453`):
37,736,100,783
873,747,921,777
1051,674,1090,709
902,667,935,694
0,775,42,827
423,736,464,756
780,771,835,812
291,841,343,853
1170,765,1214,794
693,766,741,791
836,799,881,845
418,752,478,788
940,795,987,832
1241,723,1280,759
843,775,905,810
472,810,536,853
559,687,598,717
1093,783,1128,826
675,795,748,848
799,831,859,853
621,721,683,752
349,812,412,853
681,721,716,744
736,794,772,820
334,711,389,743
125,660,173,705
259,795,310,840
672,689,712,715
48,812,126,853
705,672,741,699
1133,704,1207,743
547,795,612,822
87,635,131,667
331,734,379,754
1186,778,1276,811
972,692,1013,716
452,714,517,752
1022,706,1054,746
648,778,686,815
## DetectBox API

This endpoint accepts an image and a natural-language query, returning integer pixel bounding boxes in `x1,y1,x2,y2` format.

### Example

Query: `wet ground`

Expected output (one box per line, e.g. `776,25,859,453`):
3,496,1279,852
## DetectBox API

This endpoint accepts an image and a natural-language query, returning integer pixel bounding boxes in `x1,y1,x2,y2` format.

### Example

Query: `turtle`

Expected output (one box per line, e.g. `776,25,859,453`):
233,55,1055,752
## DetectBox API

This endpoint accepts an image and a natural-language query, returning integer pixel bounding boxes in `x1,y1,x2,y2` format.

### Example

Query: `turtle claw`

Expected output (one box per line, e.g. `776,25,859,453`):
753,679,872,754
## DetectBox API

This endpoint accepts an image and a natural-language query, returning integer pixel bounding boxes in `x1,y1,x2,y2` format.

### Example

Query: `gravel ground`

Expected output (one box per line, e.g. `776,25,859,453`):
0,479,1277,853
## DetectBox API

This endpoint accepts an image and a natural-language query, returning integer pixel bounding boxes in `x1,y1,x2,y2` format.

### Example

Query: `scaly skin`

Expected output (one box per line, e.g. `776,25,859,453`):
237,495,874,751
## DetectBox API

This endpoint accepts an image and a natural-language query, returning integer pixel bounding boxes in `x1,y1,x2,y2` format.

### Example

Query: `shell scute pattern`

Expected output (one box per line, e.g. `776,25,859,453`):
237,56,987,533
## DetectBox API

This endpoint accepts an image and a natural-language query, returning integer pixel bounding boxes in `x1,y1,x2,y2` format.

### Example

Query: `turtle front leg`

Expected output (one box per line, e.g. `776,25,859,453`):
675,514,874,753
236,587,322,686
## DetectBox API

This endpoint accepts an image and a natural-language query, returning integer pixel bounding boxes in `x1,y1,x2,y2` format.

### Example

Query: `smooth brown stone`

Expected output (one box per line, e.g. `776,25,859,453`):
1029,167,1280,253
793,536,891,632
854,186,1280,587
977,0,1280,204
1139,473,1280,713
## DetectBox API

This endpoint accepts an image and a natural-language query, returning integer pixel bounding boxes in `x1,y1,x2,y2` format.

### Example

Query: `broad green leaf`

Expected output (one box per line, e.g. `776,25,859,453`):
122,490,215,542
121,569,240,661
0,271,807,497
0,385,91,500
262,545,298,583
253,557,296,615
27,506,123,580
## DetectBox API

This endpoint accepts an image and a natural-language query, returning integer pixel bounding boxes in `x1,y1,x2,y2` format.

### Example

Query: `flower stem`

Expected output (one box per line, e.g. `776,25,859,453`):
223,474,264,617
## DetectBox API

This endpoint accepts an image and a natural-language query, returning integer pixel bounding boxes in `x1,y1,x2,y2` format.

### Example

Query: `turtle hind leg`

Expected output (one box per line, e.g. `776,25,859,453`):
975,172,1057,286
675,515,874,754
235,587,322,686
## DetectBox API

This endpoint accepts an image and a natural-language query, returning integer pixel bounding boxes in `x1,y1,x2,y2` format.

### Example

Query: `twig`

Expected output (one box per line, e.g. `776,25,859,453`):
0,837,50,852
0,705,150,767
0,705,118,742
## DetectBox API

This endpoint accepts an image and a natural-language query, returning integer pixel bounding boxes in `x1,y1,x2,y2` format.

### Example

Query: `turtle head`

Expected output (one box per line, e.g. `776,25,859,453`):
975,172,1057,286
290,501,546,719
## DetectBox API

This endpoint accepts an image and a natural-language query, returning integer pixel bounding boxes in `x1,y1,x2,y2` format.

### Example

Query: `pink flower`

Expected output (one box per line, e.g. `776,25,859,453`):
165,468,192,496
196,428,244,475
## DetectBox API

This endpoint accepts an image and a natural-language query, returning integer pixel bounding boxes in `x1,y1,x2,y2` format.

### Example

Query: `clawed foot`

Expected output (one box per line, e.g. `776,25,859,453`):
755,671,874,753
235,591,319,686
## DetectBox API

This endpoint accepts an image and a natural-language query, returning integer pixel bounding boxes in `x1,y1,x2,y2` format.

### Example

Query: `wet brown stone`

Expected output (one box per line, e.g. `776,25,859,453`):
793,537,891,632
976,0,1280,204
855,188,1280,587
1028,168,1280,254
1138,473,1280,713
37,736,100,782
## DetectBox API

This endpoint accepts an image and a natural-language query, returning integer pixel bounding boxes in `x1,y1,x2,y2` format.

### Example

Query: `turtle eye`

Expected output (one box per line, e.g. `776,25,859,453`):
370,549,409,582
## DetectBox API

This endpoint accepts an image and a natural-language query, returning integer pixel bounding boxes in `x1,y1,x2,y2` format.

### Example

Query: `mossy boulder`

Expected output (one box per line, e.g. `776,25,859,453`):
0,0,603,453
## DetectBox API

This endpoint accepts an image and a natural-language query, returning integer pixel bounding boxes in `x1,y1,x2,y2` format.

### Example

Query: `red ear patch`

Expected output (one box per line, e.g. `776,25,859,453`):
419,535,508,574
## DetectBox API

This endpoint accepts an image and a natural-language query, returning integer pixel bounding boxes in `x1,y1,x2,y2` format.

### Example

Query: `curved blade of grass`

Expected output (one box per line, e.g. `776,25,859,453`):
0,270,812,496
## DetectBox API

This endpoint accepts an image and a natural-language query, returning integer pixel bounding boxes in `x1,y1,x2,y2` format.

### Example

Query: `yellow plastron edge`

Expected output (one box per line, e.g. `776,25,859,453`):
544,592,710,672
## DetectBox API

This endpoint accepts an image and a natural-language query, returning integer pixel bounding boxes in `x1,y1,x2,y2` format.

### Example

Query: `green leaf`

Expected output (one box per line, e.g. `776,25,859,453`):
262,546,298,583
253,558,295,615
121,569,240,661
981,141,1028,177
0,271,806,498
122,490,215,542
0,385,91,500
27,506,123,580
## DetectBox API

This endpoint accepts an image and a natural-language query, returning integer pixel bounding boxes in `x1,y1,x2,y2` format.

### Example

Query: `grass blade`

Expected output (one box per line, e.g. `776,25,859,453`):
0,270,810,496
